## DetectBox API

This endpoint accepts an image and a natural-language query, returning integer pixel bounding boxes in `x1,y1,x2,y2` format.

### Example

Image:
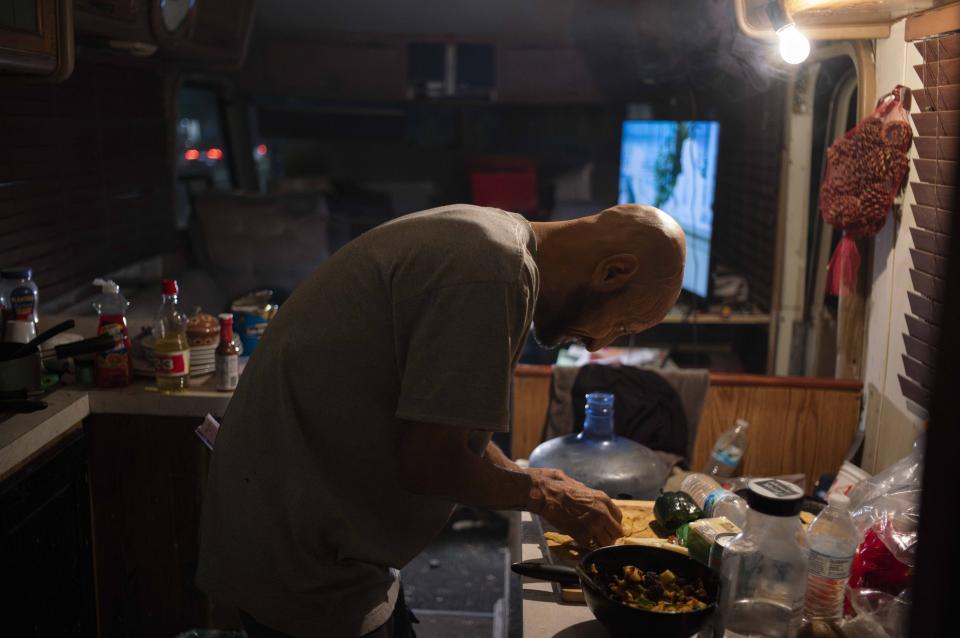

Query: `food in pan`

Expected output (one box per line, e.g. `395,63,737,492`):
594,564,708,613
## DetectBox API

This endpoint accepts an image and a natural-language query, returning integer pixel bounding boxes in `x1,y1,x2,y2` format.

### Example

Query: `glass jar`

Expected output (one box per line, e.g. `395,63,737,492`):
528,392,667,500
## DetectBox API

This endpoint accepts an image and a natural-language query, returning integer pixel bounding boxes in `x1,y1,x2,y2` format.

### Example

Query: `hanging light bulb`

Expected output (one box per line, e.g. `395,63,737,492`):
766,1,810,65
777,23,810,65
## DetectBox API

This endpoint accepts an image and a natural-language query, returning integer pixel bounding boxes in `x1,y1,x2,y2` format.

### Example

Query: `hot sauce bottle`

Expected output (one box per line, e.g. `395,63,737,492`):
215,313,240,392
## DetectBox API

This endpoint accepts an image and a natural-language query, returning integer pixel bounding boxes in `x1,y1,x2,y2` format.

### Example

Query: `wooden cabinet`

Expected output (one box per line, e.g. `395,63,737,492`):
0,0,74,80
75,0,255,70
85,413,219,637
0,429,96,637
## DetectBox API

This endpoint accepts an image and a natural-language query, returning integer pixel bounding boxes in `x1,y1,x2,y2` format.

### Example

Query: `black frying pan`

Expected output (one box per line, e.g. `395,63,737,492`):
513,544,720,638
3,319,76,360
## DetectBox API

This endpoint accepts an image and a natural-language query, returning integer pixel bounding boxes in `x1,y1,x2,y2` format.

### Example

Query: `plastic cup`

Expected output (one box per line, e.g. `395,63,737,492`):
827,461,871,499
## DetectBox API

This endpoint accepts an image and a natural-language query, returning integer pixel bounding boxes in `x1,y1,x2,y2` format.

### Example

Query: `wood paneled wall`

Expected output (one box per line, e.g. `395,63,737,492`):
0,47,177,302
511,365,862,490
690,381,861,489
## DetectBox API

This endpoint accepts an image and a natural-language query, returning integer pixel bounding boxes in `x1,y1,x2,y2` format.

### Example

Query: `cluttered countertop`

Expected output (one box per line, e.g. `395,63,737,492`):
0,276,269,478
516,468,918,637
515,398,921,638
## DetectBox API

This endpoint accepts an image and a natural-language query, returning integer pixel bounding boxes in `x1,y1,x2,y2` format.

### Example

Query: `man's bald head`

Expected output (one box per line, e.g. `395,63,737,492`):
593,204,686,329
529,203,687,351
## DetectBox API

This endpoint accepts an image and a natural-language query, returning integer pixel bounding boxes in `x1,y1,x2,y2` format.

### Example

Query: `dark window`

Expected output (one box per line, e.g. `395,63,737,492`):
176,86,233,191
0,0,39,33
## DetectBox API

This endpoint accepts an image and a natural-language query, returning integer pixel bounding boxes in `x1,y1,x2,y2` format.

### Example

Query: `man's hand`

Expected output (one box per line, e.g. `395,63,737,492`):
528,468,623,548
396,422,622,547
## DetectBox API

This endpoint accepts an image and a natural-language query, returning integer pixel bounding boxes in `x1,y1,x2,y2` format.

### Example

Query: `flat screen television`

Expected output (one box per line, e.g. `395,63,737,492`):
618,120,720,299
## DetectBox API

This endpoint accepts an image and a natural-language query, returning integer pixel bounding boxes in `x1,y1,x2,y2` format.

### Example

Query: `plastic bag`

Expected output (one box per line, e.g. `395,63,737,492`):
839,442,922,635
819,85,913,295
841,587,911,638
848,439,922,567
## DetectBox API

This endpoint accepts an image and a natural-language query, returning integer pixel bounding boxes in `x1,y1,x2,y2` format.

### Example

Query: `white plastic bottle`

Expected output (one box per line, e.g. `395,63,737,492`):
803,492,859,620
91,278,132,387
680,473,748,528
703,418,750,479
719,479,808,638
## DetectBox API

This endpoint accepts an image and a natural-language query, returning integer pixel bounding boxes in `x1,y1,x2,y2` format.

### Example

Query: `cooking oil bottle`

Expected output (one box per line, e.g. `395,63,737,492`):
154,279,190,392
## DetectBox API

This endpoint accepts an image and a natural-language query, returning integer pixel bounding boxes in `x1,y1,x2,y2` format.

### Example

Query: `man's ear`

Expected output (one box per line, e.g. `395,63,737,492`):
591,253,639,292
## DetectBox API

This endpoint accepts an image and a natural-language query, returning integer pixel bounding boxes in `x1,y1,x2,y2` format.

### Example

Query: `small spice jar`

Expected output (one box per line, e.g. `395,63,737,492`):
186,308,220,347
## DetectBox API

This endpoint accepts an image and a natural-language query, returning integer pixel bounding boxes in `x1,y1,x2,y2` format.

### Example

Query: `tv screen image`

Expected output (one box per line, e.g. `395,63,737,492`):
618,120,720,298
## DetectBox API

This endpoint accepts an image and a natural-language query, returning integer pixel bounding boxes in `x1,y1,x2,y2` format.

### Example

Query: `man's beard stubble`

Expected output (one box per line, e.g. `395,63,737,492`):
531,286,611,349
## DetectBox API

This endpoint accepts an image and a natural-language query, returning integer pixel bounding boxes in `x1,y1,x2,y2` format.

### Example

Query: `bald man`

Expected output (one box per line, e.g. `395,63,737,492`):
197,203,686,638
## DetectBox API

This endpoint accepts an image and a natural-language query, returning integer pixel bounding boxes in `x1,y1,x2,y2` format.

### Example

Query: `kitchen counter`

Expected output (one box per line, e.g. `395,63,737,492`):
0,377,232,479
518,511,607,638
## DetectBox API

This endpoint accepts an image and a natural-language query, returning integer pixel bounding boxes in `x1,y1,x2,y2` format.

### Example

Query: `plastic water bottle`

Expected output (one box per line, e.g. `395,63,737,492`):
680,473,748,528
803,493,859,621
703,418,750,478
719,478,807,638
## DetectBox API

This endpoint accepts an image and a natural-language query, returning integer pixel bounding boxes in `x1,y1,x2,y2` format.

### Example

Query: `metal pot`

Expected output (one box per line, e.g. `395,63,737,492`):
0,349,43,393
0,333,118,393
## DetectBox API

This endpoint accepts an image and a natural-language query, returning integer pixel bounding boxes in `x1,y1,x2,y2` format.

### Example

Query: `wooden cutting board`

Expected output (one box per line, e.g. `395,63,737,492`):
540,499,687,603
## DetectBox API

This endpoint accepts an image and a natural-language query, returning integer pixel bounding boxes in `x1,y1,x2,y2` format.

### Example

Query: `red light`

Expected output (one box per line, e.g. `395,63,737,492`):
206,148,224,160
184,149,200,161
256,143,268,156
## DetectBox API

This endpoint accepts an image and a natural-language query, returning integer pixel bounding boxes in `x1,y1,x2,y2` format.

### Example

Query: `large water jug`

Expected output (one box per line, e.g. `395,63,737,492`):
528,392,667,499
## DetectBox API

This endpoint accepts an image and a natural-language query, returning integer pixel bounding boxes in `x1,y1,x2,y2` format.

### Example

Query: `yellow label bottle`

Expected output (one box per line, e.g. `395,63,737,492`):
154,279,190,392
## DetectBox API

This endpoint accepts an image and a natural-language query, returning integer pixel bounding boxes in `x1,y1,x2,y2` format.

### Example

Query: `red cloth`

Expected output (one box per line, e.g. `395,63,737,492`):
827,234,862,296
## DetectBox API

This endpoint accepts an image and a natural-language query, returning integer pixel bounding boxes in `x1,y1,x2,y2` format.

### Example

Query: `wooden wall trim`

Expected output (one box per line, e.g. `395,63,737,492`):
708,372,862,390
906,2,960,41
514,364,863,391
835,40,878,382
515,364,554,378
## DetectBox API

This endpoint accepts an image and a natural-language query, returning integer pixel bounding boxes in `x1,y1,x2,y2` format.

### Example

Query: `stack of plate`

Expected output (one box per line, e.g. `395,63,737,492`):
189,344,216,377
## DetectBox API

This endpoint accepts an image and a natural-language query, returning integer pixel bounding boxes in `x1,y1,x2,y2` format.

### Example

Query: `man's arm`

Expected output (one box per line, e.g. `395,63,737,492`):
397,421,623,546
482,439,522,472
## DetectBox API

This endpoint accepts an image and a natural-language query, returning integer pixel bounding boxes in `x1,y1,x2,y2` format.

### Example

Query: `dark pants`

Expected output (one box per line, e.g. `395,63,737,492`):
239,585,418,638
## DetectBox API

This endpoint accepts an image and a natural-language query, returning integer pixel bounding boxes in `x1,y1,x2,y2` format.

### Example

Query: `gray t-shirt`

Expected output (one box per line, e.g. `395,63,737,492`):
197,205,538,637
